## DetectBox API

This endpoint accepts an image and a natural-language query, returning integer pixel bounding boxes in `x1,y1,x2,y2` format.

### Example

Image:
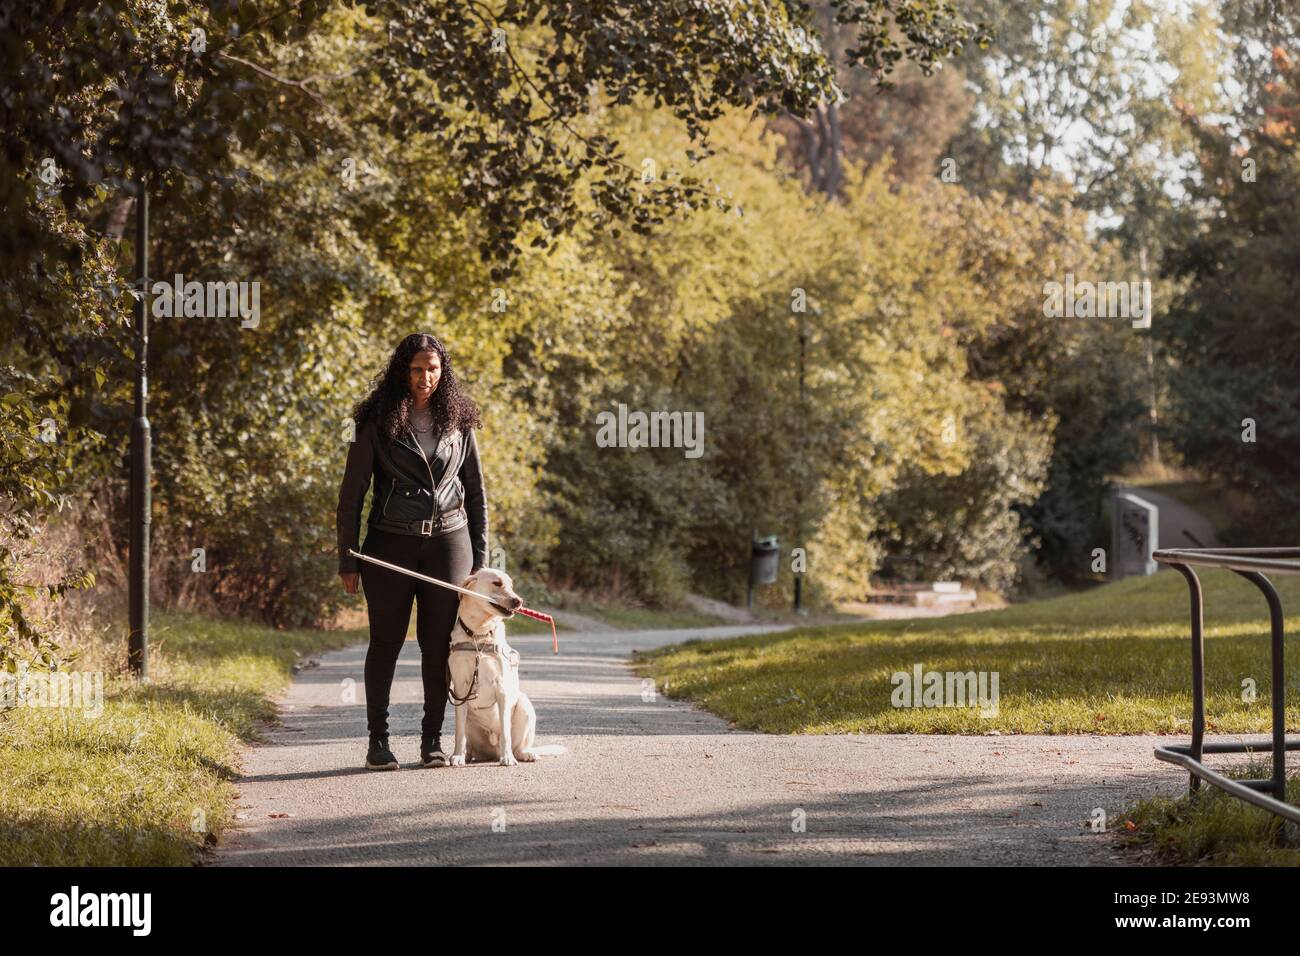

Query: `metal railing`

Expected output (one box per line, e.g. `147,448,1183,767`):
1151,547,1300,824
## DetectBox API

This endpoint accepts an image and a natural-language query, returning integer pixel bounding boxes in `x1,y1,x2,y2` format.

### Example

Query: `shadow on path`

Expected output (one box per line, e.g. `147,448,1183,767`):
214,623,1180,866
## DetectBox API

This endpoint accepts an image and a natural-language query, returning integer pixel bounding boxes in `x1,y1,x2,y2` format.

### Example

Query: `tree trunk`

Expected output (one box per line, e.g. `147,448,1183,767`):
790,7,845,199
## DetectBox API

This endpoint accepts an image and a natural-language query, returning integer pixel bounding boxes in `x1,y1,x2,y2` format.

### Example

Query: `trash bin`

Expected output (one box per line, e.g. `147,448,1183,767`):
750,535,780,586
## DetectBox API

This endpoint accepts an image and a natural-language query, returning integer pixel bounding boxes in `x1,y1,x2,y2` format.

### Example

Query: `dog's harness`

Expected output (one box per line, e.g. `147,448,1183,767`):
446,616,507,709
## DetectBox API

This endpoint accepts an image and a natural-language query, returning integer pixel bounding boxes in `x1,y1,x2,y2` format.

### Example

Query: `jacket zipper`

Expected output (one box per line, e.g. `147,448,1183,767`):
409,425,438,519
395,426,465,525
435,434,465,513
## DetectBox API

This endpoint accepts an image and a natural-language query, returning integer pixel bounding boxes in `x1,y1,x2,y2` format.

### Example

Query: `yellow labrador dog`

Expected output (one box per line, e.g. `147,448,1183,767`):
447,569,544,766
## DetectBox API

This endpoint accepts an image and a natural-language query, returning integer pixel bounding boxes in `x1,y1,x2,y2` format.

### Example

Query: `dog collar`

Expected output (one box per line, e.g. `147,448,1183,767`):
456,616,495,641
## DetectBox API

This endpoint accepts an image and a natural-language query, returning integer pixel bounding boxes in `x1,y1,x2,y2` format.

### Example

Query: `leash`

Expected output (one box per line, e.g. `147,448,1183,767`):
446,650,480,706
346,549,559,654
445,617,498,708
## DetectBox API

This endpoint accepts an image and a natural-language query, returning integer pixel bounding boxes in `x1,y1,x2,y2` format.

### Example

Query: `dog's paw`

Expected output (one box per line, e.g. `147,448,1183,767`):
449,754,466,767
516,749,537,762
499,753,518,767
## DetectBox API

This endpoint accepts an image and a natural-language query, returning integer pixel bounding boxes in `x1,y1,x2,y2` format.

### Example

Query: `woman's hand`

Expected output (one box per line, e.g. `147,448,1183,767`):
340,572,360,595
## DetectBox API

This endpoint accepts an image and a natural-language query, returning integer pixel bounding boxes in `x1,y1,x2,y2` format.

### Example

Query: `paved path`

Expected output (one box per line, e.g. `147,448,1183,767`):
214,624,1188,866
1120,484,1222,550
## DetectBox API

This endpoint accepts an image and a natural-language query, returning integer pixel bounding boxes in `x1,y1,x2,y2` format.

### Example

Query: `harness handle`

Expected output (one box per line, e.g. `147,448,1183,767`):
446,655,480,706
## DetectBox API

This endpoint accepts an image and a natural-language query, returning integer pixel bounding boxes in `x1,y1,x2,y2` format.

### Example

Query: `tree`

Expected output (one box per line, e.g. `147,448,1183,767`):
2,0,993,646
770,1,988,196
1162,43,1300,544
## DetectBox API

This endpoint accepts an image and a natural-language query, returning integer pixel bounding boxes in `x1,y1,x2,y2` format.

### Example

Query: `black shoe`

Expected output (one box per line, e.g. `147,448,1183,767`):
420,734,447,768
365,735,400,771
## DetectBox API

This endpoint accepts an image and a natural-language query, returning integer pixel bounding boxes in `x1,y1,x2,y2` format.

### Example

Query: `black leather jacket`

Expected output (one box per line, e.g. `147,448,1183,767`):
336,415,488,574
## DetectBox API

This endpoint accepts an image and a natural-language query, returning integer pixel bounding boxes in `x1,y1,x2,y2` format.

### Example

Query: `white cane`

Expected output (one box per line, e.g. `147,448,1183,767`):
347,549,558,653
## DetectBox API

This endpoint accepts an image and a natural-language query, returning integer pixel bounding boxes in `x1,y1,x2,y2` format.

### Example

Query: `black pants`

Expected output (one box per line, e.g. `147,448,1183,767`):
359,524,473,740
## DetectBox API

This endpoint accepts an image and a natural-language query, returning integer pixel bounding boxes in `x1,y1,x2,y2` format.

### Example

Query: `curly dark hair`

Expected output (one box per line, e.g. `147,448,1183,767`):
352,332,482,444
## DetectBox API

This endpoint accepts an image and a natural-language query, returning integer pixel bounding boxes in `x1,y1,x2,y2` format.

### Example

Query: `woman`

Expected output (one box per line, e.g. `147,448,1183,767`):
336,332,488,770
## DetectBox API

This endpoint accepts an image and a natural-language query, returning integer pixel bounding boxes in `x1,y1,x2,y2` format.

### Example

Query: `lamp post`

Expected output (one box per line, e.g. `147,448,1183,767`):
794,313,806,613
128,175,151,679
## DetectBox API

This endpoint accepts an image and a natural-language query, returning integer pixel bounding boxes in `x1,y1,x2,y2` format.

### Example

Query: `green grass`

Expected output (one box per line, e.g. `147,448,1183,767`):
1122,763,1300,865
0,610,360,865
633,569,1300,734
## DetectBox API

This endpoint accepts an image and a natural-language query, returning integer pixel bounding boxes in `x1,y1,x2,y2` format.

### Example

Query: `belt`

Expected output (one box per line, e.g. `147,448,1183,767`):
375,504,467,537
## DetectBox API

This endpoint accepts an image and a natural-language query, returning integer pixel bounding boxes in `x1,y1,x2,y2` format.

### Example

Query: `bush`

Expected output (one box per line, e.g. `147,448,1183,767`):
877,397,1052,593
